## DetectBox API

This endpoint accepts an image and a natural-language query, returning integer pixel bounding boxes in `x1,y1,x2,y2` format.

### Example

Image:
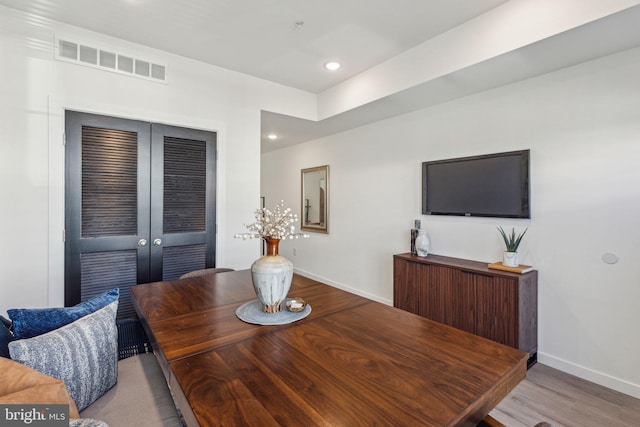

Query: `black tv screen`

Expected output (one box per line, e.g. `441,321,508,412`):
422,150,530,218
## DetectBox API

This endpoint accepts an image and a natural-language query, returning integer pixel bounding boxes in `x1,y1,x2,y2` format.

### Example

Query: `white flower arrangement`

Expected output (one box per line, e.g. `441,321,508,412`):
235,200,309,241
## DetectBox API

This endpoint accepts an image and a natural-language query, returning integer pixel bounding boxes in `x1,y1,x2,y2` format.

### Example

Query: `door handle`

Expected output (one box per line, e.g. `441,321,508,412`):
153,238,163,246
138,239,148,247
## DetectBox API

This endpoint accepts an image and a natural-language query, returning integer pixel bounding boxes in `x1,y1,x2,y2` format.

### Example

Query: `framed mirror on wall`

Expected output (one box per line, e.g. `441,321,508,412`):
301,165,329,234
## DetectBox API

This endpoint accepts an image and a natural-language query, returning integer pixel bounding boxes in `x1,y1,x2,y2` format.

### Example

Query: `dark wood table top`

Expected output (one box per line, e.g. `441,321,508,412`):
131,270,527,427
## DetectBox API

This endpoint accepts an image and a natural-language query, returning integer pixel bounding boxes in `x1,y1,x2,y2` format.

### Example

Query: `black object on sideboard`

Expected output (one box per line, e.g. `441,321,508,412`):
393,253,538,368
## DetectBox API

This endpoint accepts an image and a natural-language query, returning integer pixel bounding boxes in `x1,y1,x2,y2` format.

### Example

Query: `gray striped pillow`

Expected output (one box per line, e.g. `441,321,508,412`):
9,301,118,411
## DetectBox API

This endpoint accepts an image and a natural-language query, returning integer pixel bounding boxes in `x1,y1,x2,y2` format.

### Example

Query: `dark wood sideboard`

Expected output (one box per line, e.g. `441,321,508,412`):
394,253,537,367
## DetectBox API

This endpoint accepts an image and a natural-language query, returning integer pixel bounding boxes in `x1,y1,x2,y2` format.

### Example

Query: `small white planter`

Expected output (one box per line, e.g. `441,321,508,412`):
503,251,519,267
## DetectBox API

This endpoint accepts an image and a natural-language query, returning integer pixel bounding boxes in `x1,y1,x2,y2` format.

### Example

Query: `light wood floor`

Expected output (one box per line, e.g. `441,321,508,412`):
490,363,640,427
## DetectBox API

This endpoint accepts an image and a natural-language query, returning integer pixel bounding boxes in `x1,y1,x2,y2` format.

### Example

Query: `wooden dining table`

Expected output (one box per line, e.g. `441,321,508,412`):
131,270,527,427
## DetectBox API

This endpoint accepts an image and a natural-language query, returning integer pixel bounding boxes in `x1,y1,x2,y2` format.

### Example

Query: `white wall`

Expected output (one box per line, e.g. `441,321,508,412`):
262,46,640,398
0,7,316,315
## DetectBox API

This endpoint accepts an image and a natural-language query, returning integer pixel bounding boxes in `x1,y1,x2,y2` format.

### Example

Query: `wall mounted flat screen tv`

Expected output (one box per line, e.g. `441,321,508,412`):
422,149,530,218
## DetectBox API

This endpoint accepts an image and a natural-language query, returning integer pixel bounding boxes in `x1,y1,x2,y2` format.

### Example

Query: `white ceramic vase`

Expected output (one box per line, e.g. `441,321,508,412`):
415,229,431,257
251,238,293,313
503,251,519,267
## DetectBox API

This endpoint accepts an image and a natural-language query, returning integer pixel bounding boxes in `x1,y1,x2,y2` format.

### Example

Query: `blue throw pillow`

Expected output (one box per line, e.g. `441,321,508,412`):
8,288,119,340
9,301,119,411
0,315,14,358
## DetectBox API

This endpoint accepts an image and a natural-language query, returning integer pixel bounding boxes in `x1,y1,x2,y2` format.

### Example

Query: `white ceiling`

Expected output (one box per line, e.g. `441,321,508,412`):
3,1,640,152
0,0,508,93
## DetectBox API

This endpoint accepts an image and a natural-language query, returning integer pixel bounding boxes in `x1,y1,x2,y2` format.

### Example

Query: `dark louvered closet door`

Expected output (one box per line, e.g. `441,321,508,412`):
149,125,216,283
65,112,216,319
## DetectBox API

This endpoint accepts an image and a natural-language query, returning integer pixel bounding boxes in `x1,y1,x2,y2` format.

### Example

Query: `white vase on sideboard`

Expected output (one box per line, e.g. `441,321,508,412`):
415,229,431,257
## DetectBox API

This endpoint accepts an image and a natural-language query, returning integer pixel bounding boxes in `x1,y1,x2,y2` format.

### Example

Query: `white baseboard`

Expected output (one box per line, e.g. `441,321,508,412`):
538,352,640,399
293,268,393,306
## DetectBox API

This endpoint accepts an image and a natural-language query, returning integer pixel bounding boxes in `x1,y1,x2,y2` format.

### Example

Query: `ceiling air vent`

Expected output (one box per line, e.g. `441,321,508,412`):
99,51,116,69
118,55,134,73
79,45,98,65
59,40,78,60
55,37,167,84
135,59,150,77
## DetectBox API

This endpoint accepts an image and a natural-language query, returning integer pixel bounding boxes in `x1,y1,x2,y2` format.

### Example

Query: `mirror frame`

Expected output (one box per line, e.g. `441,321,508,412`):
301,165,329,234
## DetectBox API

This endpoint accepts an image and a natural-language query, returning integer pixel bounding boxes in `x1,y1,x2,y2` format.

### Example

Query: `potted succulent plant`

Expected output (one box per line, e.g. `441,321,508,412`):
498,226,527,267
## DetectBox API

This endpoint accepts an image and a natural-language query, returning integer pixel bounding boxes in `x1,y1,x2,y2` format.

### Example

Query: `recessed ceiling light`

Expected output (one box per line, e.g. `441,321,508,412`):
324,61,341,71
267,133,278,140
